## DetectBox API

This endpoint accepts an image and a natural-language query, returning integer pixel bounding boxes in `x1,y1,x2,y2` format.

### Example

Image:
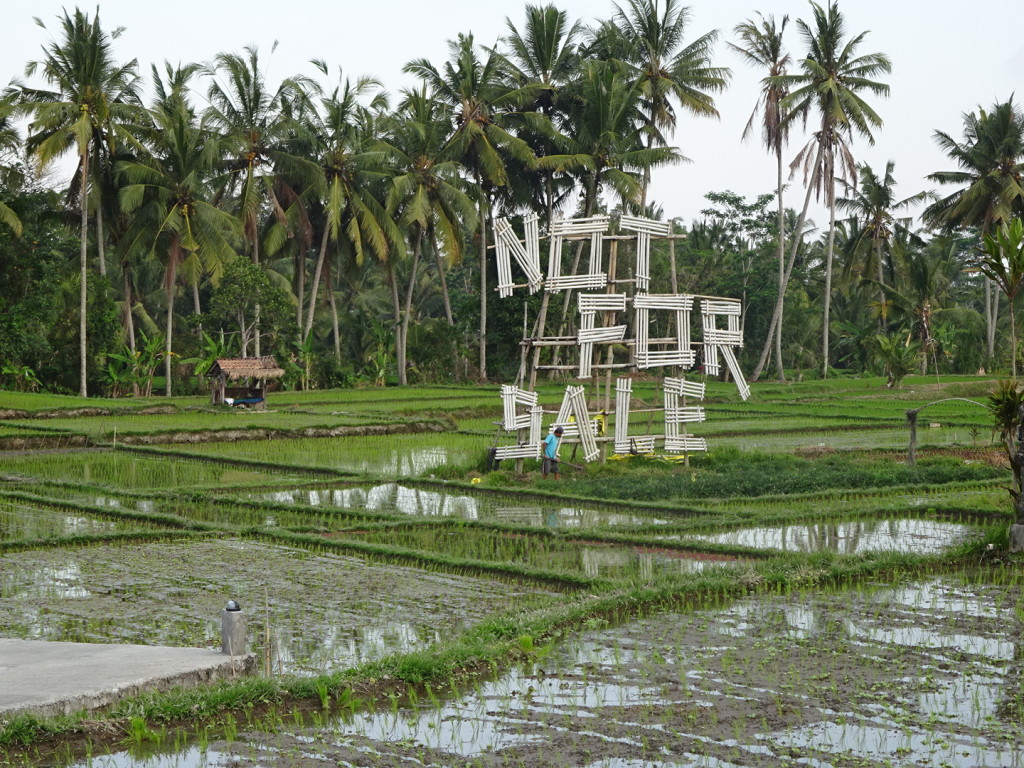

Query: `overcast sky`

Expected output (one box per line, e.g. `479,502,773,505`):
3,1,1021,229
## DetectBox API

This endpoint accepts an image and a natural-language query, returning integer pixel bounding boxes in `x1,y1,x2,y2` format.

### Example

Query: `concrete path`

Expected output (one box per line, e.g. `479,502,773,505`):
0,639,256,718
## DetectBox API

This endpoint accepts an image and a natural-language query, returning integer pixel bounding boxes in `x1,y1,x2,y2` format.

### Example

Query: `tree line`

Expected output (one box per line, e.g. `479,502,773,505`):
0,1,1021,396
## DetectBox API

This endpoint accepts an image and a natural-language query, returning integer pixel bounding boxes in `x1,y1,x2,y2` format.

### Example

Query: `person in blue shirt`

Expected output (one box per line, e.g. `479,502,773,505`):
541,426,564,479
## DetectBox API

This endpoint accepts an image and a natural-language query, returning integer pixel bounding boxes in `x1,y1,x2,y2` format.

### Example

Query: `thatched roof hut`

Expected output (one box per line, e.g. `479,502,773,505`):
209,356,285,407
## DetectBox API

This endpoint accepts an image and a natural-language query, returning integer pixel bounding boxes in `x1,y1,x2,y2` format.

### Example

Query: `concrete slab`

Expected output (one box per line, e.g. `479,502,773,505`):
0,639,257,718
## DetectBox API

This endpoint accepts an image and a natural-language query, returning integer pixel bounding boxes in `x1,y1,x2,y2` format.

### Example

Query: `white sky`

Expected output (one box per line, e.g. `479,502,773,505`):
3,0,1022,229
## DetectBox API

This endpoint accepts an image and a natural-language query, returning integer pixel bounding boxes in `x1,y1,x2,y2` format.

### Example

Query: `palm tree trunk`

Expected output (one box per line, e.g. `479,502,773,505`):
296,247,306,341
640,132,653,212
1012,293,1018,378
876,238,886,331
123,262,139,397
752,144,822,380
250,209,260,266
478,188,489,381
984,279,991,361
165,256,177,397
527,291,551,390
328,261,340,363
94,143,106,278
96,202,107,278
822,186,837,379
79,149,89,398
239,310,249,357
122,266,136,353
988,279,999,363
387,258,403,383
400,228,425,386
544,171,555,231
773,147,786,382
254,303,261,358
305,224,331,338
250,207,261,358
669,229,679,293
433,234,454,325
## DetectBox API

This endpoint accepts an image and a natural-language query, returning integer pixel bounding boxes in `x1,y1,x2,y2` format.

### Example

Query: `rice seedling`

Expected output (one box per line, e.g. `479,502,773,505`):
3,375,1023,768
167,433,488,476
2,410,401,439
0,450,296,490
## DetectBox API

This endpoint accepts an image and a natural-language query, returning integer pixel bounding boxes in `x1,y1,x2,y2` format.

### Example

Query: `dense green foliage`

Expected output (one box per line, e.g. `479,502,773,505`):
0,4,1021,395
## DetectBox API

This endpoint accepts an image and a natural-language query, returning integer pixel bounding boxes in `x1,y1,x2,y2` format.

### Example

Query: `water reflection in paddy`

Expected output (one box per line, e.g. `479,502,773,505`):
0,539,556,674
69,574,1024,768
253,483,670,528
0,501,129,541
343,525,740,578
687,518,977,554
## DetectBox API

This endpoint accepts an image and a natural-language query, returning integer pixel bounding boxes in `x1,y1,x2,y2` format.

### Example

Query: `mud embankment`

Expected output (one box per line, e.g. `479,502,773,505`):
0,435,95,451
0,405,178,420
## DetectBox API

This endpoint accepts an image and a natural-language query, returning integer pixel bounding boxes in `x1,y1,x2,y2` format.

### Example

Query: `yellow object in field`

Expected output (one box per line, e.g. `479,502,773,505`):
471,477,482,484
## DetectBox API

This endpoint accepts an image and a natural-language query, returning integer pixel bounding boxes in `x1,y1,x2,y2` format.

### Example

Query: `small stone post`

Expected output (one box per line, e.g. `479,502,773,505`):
221,600,246,656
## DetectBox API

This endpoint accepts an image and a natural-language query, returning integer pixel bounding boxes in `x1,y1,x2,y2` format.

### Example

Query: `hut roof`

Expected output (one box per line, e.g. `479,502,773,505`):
210,356,286,381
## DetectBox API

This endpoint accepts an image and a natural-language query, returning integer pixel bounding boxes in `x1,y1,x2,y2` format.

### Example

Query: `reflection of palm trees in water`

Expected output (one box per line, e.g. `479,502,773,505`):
582,548,653,580
783,521,857,552
708,519,969,553
802,520,871,553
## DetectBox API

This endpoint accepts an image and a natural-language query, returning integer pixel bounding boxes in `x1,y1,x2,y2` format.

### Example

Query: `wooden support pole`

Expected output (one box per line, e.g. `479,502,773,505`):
603,239,619,421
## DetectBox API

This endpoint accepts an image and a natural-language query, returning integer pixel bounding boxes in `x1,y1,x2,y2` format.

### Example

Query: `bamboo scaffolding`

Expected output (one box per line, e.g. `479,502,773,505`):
489,215,751,464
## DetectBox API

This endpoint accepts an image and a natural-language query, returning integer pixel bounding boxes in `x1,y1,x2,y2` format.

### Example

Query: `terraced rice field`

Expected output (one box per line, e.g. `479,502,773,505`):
0,375,1021,767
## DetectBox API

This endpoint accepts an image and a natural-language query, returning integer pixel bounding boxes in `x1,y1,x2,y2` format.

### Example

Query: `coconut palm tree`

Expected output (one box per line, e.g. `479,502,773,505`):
204,46,314,265
385,87,477,384
299,63,401,363
838,161,926,302
924,98,1024,361
16,8,141,396
405,33,536,380
497,3,583,226
502,4,582,92
976,219,1024,375
775,1,890,378
203,46,319,357
730,13,791,382
547,59,680,224
540,59,681,363
0,95,22,236
873,242,977,376
120,63,239,395
611,0,729,210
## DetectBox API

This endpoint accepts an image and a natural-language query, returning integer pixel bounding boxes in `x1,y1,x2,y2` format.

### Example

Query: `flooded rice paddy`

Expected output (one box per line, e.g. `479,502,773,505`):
0,500,153,540
70,571,1024,767
248,483,672,528
173,434,484,476
0,538,557,675
687,518,979,554
343,527,741,578
0,380,1018,768
1,450,295,490
714,424,977,452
